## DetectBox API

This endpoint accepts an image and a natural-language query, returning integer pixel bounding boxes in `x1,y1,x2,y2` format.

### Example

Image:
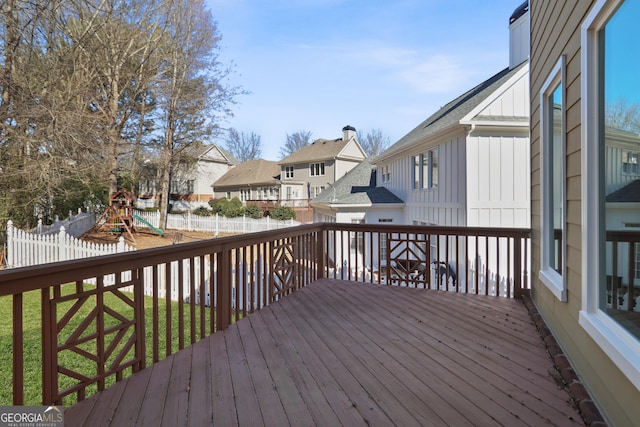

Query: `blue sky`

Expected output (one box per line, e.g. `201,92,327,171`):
206,0,523,160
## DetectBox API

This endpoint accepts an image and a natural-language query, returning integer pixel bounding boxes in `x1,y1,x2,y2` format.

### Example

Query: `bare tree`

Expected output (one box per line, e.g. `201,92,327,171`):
605,99,640,133
224,128,263,162
155,0,241,229
0,0,242,229
356,128,390,156
280,130,312,158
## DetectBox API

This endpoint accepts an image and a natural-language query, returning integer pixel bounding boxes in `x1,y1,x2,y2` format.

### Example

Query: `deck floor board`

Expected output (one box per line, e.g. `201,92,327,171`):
64,279,584,426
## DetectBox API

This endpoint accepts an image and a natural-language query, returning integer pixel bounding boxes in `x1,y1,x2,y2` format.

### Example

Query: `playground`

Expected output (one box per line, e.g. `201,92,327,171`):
82,190,217,249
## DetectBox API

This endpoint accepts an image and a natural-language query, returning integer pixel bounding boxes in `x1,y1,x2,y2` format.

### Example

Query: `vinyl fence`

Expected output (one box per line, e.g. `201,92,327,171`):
6,220,135,268
29,209,97,238
133,210,300,234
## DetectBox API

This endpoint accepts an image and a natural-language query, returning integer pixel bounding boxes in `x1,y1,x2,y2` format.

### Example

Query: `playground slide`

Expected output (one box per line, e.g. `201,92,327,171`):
133,215,164,236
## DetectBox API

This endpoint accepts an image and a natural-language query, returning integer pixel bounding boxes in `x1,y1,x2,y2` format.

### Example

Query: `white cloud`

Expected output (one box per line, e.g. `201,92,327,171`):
396,54,471,94
353,43,475,94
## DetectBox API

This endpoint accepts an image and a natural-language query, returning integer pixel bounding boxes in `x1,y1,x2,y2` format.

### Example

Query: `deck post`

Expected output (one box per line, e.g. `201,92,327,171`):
513,236,523,299
13,293,23,405
316,228,325,279
217,248,232,330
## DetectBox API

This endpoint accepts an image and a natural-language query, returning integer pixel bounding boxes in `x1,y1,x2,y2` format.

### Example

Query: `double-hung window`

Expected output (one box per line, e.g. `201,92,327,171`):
413,149,439,190
310,162,325,177
424,149,438,189
622,151,640,175
283,166,294,179
539,56,566,301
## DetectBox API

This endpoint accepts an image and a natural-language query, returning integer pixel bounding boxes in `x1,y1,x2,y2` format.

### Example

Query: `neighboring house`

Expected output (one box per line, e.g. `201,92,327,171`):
211,159,281,203
311,156,404,272
316,4,530,285
278,125,367,203
138,144,238,210
374,5,530,229
530,0,640,424
311,157,404,224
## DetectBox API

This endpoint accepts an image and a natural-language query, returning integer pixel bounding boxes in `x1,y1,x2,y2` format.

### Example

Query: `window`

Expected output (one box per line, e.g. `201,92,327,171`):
413,149,438,190
412,155,421,189
239,188,250,202
312,186,325,198
426,149,438,189
539,55,567,301
622,151,640,175
186,179,194,193
283,166,294,179
582,0,640,388
310,162,325,177
226,192,231,200
381,165,391,184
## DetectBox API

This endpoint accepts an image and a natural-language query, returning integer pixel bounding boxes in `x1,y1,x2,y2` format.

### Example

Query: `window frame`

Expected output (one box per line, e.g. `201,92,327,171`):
309,162,325,177
412,155,421,190
427,148,439,189
539,55,567,302
580,0,640,390
622,150,640,175
413,149,438,190
283,166,294,179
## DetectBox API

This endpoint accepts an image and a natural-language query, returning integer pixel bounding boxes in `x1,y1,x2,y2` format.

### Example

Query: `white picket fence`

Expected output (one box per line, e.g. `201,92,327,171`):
133,210,300,234
6,220,135,268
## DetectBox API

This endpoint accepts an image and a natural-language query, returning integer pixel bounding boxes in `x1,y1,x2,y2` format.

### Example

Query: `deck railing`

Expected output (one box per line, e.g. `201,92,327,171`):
0,223,530,408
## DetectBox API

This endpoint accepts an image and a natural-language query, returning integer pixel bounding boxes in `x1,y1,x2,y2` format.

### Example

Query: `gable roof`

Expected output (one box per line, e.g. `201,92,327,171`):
313,157,404,206
279,138,363,165
377,61,528,161
183,144,239,165
212,159,280,188
606,180,640,203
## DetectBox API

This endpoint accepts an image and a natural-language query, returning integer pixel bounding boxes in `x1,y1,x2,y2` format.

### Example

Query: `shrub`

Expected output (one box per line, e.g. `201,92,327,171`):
208,198,227,214
244,204,263,219
270,205,296,220
192,206,213,216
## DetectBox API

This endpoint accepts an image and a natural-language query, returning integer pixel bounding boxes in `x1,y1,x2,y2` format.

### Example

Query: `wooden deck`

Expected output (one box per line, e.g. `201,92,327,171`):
64,279,583,426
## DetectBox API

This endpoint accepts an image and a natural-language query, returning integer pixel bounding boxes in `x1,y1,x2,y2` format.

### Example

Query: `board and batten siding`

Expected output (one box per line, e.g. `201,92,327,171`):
530,0,640,425
403,132,467,226
466,133,530,228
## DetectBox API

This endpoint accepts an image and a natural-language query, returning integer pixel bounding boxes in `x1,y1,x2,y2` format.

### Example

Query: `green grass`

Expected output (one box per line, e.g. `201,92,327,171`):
0,284,214,407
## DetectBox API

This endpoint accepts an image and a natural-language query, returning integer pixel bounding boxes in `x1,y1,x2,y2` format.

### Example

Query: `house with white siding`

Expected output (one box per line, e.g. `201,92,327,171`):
374,3,530,229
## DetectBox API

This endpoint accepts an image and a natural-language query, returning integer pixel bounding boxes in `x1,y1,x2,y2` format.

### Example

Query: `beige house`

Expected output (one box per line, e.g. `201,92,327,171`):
279,126,367,202
211,159,281,203
530,0,640,424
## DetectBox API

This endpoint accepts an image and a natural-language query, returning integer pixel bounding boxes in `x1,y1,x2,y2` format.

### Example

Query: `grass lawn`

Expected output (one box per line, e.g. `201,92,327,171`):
0,283,213,407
